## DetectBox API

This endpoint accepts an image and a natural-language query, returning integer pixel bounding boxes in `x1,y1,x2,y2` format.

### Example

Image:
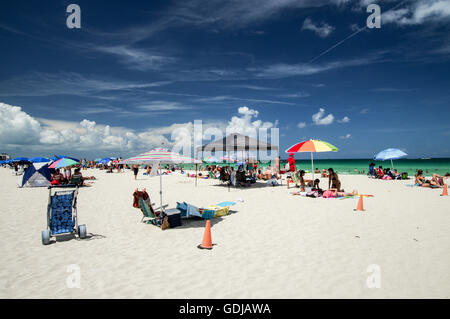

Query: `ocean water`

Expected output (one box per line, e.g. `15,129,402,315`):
191,158,450,175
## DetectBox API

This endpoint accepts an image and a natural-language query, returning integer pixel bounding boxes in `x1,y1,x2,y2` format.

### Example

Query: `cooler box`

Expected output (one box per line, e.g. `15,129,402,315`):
165,208,182,228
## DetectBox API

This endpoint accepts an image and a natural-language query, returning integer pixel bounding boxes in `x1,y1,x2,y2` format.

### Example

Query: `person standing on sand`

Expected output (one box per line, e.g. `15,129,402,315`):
328,168,341,191
132,164,139,180
287,153,296,173
275,156,280,173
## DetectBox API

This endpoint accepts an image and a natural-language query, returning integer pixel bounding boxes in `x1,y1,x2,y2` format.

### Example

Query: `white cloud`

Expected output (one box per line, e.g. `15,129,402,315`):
0,103,41,145
312,108,334,125
226,106,277,136
340,133,352,139
301,18,335,38
170,0,350,30
249,57,376,79
297,122,307,128
382,0,450,26
0,102,277,158
360,108,370,114
337,116,350,123
95,45,176,71
280,91,310,98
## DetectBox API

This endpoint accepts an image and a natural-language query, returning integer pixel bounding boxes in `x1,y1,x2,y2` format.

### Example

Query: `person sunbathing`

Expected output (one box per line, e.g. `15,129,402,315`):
415,170,430,187
430,174,444,187
322,188,358,198
51,169,65,185
321,169,328,178
375,166,384,178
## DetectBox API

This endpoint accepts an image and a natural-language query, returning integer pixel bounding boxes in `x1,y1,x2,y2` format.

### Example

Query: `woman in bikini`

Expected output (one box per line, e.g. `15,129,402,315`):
328,168,341,191
299,170,313,192
415,170,430,187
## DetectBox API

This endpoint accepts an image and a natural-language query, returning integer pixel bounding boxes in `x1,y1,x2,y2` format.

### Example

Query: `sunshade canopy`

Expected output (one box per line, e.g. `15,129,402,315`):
197,133,278,152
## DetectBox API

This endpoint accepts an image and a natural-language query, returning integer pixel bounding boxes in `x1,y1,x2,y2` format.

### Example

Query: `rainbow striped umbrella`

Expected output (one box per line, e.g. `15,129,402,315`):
285,139,338,180
49,158,79,169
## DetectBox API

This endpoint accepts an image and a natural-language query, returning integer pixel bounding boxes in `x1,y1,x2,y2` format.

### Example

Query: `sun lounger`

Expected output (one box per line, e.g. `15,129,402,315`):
139,198,170,225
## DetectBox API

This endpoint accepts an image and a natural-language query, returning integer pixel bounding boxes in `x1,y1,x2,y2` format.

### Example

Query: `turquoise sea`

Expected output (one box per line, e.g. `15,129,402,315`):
188,158,450,175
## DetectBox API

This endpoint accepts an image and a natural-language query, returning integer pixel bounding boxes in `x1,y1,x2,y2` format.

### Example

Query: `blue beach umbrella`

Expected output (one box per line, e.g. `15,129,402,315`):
374,148,407,169
12,157,30,162
98,158,113,164
29,157,50,163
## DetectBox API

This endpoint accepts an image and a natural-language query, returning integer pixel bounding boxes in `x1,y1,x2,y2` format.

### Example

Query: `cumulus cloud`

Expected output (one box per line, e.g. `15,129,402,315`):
312,108,334,125
297,122,307,128
301,18,335,38
337,116,350,123
340,133,352,139
0,103,41,145
226,106,277,136
0,102,277,158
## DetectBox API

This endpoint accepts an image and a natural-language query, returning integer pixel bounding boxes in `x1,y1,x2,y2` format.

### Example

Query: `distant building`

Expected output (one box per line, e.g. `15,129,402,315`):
0,153,10,161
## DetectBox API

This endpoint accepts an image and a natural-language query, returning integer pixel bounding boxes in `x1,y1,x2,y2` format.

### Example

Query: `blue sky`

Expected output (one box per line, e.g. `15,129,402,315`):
0,0,449,159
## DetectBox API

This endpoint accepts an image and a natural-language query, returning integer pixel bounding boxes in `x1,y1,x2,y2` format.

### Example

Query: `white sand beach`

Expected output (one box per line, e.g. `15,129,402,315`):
0,167,449,299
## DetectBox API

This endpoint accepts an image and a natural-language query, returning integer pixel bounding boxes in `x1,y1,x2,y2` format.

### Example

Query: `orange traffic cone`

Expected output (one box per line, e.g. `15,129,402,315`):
198,219,213,250
354,195,365,211
441,184,448,196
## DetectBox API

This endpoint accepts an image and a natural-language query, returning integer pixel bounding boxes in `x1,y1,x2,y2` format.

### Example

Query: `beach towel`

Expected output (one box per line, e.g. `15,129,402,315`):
133,189,150,208
216,201,236,207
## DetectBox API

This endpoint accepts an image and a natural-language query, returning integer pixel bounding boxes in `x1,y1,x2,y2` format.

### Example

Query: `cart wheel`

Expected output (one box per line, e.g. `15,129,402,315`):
78,224,87,239
42,230,50,245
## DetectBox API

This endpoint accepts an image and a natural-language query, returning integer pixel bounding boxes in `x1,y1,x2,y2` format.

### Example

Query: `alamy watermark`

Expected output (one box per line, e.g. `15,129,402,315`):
169,120,280,162
66,4,81,29
366,264,381,289
66,264,81,288
366,4,381,29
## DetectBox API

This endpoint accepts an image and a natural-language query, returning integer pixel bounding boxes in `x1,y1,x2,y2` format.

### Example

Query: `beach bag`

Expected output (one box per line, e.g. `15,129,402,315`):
161,215,170,230
401,172,408,180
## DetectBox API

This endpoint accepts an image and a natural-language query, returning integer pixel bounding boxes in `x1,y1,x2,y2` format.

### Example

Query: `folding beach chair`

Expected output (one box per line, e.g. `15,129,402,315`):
290,170,300,186
139,198,168,226
69,175,83,187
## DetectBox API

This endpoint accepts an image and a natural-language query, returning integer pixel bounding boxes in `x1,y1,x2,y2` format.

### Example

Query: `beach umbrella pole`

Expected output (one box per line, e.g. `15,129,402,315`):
159,162,163,212
195,163,198,187
391,159,394,170
311,152,314,181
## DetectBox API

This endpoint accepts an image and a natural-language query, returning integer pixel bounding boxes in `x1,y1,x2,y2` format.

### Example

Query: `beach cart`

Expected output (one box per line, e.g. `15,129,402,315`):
41,185,87,245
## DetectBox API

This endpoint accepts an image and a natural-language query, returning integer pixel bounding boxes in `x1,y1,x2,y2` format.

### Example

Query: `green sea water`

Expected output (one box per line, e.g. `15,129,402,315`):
188,158,450,175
